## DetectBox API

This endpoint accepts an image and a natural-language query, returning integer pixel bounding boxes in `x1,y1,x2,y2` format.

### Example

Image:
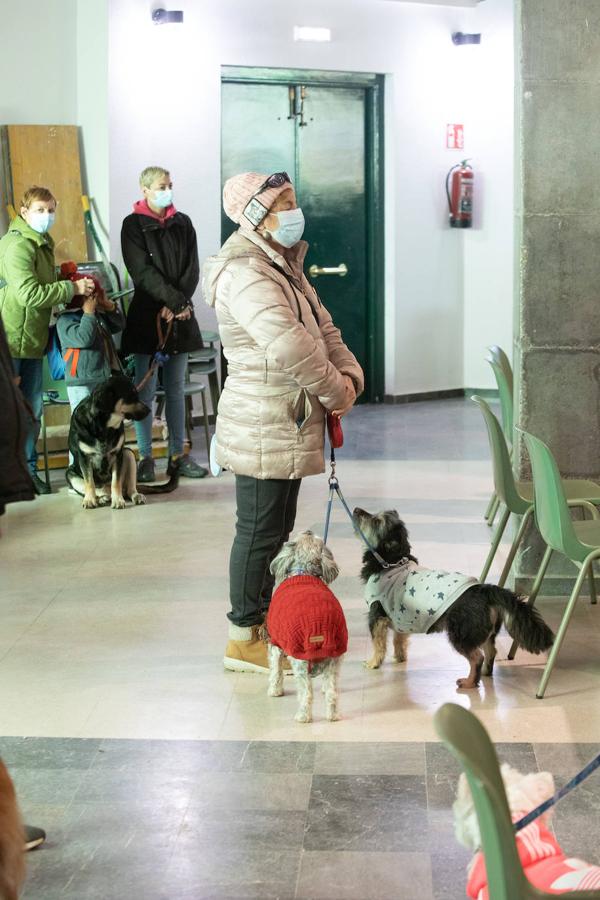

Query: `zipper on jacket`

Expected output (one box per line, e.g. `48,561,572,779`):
264,359,268,383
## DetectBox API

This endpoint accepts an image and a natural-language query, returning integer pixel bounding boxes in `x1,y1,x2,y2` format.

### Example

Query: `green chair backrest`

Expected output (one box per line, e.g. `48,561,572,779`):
435,703,600,899
472,395,529,515
486,356,514,445
487,345,514,396
434,704,527,900
521,429,587,562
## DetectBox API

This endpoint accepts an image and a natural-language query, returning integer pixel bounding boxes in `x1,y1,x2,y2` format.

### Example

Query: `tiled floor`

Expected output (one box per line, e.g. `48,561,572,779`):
2,398,600,898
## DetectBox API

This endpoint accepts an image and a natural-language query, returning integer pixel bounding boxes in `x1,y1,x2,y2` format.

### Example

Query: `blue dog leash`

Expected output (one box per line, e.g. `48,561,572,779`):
513,751,600,832
323,446,403,570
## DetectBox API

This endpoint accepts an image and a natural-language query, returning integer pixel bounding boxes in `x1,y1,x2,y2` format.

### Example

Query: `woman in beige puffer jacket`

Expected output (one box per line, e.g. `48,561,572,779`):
203,172,363,674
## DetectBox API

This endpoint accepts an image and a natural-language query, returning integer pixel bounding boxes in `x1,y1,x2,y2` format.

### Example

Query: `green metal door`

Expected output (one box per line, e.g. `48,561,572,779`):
221,70,384,402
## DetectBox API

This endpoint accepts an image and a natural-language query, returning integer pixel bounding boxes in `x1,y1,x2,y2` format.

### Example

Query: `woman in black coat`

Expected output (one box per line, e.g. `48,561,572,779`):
121,166,207,480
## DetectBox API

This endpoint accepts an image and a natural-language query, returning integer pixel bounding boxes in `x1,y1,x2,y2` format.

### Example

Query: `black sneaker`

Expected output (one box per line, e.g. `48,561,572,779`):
31,473,51,495
137,457,156,483
24,824,46,851
168,455,208,478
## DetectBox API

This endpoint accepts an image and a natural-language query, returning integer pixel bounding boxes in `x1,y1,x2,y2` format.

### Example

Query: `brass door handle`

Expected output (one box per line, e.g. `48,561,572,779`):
308,263,348,278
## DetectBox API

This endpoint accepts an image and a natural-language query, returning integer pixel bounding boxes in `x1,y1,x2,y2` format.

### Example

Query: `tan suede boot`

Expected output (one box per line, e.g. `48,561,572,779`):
224,624,270,673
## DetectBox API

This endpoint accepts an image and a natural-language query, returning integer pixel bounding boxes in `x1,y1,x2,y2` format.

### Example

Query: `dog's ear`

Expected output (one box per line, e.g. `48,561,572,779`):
89,381,116,417
394,519,412,557
270,540,297,582
320,544,339,585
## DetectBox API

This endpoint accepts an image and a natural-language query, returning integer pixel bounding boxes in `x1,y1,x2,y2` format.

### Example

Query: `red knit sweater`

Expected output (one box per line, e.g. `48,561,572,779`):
266,575,348,661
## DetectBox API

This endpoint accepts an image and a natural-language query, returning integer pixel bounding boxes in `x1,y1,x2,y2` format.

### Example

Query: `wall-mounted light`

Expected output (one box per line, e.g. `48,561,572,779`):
452,32,481,45
294,26,331,43
152,8,184,24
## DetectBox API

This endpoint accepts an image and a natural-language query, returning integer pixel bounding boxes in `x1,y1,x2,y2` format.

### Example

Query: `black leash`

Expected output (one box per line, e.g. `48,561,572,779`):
514,751,600,832
322,444,402,570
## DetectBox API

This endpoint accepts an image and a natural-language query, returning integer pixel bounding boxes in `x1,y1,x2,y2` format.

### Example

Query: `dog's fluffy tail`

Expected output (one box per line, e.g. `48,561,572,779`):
484,585,554,653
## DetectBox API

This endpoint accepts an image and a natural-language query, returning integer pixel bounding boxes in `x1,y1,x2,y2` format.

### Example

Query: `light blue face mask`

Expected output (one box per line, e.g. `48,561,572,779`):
28,211,56,234
152,189,173,209
270,207,305,248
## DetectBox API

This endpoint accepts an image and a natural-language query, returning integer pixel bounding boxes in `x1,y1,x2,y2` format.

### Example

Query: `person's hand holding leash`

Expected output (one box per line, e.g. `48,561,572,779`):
73,277,95,297
82,295,98,316
160,306,174,322
332,375,356,417
96,295,116,313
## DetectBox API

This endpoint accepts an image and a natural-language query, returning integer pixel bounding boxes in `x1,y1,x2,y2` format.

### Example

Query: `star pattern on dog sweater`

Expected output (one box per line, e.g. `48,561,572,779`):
437,592,445,600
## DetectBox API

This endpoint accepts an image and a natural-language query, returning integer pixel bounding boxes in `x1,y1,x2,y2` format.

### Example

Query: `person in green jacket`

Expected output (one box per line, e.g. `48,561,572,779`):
0,186,95,494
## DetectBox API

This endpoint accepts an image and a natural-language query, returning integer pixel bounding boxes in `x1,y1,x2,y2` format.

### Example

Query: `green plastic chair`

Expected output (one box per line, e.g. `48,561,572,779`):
434,702,600,900
473,396,600,597
484,350,514,527
487,344,514,399
192,331,221,416
521,428,600,698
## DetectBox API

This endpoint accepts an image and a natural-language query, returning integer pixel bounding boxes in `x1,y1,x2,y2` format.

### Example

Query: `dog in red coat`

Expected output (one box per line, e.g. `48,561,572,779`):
266,532,347,723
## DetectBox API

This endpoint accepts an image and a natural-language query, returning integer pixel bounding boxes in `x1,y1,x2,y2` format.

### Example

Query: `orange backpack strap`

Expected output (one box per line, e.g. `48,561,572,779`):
63,348,80,377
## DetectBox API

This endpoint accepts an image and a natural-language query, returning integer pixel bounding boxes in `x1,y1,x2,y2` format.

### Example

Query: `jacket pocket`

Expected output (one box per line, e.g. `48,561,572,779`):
293,389,313,431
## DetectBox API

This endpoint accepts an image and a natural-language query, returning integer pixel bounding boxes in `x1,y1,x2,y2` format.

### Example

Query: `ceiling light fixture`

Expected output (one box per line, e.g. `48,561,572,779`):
452,32,481,45
294,26,331,43
152,8,184,24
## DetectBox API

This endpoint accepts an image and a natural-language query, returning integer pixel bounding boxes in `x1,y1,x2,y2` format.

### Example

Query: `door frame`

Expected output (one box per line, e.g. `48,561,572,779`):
221,66,385,403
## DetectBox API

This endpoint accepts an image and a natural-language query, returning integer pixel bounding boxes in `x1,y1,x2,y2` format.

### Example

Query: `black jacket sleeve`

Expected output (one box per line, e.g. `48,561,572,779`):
177,216,200,303
121,215,189,313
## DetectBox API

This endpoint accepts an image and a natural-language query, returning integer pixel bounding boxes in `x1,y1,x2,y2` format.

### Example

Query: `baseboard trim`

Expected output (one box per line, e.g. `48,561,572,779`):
384,388,498,404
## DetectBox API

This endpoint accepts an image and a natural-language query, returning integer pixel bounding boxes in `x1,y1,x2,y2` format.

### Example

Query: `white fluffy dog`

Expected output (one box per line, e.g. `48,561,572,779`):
454,763,600,896
266,532,348,723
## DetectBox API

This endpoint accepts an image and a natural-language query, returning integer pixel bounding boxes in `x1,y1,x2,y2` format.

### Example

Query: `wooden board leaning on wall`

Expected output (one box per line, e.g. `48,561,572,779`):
0,124,87,263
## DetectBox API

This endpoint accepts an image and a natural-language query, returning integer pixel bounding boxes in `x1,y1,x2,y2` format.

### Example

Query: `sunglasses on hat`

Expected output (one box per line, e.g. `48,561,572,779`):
243,172,291,227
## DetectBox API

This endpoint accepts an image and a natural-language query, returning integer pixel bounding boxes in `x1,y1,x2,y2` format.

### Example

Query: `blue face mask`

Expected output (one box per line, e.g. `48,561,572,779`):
270,207,305,248
28,211,55,234
152,189,173,209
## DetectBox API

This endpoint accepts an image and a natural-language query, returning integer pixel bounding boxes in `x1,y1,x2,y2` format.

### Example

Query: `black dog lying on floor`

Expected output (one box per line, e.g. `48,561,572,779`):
353,507,554,689
66,375,178,509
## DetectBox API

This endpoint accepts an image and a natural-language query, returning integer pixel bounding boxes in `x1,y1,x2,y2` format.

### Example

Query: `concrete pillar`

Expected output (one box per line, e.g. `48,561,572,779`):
515,0,600,593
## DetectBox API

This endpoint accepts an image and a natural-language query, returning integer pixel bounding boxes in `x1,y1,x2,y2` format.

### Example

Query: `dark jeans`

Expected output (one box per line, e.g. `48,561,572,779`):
229,475,302,627
11,358,43,473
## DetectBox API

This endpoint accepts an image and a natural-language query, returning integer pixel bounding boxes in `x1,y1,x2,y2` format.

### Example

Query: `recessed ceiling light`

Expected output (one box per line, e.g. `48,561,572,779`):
293,26,331,43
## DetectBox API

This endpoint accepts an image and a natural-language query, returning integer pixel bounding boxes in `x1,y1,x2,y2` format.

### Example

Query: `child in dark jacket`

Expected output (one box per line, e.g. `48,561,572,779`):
56,293,125,412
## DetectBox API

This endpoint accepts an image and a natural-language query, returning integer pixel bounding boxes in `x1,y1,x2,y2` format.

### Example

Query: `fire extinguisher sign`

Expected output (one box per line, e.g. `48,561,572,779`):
446,124,464,150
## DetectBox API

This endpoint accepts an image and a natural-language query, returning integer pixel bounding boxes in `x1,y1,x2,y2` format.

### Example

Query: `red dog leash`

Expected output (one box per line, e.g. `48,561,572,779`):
135,312,173,393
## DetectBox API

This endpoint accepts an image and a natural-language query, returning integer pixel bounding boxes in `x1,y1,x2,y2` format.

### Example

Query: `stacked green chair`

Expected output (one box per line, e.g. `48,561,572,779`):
520,428,600,699
487,345,514,404
472,396,600,595
189,329,221,418
434,702,600,900
484,347,514,526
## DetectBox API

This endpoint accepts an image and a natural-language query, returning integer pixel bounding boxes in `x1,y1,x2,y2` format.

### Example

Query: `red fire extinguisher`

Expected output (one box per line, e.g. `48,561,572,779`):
446,159,473,228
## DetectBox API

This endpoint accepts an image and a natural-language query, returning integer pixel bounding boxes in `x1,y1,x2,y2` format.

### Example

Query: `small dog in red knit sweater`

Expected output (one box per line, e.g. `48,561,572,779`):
266,532,347,723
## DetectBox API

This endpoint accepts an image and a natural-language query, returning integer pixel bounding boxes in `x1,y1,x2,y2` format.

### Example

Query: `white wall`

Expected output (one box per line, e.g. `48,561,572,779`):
0,0,77,234
77,0,110,253
461,0,514,388
0,0,77,123
3,0,513,395
0,0,109,256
